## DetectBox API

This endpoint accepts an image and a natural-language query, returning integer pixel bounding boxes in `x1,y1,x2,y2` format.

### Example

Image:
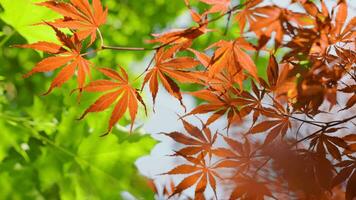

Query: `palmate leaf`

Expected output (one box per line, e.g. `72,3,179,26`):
260,55,297,100
164,119,218,157
206,39,258,91
79,67,146,134
249,105,291,146
234,81,266,123
235,0,313,44
309,133,350,161
37,0,108,44
185,89,244,129
189,48,248,94
147,6,209,47
16,25,91,94
142,46,201,107
234,0,263,32
164,153,219,199
212,136,252,172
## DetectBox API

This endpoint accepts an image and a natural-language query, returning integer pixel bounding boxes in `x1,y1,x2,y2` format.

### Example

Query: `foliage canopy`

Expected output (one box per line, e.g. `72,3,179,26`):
1,0,356,199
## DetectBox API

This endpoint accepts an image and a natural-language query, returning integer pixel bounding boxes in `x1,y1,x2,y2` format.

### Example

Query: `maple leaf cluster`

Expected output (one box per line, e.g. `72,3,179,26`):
17,0,355,199
17,0,143,134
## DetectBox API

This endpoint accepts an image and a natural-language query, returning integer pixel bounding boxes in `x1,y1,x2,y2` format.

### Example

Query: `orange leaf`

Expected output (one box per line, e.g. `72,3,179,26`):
332,166,354,188
164,132,202,145
17,25,91,94
164,164,201,175
214,160,242,168
108,90,128,132
267,54,279,88
83,80,120,92
343,134,356,142
195,174,207,200
170,172,203,198
14,42,65,54
142,47,200,107
79,89,123,119
182,119,207,142
250,120,280,134
44,60,77,95
38,0,108,44
80,67,145,134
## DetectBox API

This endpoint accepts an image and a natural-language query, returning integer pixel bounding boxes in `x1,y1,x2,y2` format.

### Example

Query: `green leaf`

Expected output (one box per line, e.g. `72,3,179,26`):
25,97,57,135
0,0,59,43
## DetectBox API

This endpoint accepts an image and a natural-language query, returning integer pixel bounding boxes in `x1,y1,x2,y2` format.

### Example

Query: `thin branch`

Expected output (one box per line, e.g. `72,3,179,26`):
250,105,324,128
294,129,322,145
208,3,246,24
101,45,155,51
80,48,102,57
254,158,271,177
224,11,233,35
134,51,157,82
96,2,247,52
284,114,324,127
329,114,356,126
295,121,305,148
263,92,328,127
291,114,356,146
97,28,104,47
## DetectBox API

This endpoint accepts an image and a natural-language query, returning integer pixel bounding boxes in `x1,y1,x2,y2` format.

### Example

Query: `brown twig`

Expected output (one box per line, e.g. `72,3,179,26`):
95,2,246,53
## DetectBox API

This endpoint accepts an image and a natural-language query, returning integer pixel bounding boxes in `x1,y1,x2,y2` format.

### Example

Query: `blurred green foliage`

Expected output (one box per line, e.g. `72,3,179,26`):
0,0,188,199
0,0,270,198
0,0,59,43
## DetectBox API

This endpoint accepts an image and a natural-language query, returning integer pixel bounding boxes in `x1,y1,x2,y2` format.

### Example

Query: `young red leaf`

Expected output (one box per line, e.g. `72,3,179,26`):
164,120,217,157
164,164,201,175
170,172,203,198
80,67,146,134
38,0,108,44
142,47,200,107
17,26,91,94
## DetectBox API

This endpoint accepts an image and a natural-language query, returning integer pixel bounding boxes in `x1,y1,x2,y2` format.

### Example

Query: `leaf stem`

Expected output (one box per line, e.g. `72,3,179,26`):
97,28,104,47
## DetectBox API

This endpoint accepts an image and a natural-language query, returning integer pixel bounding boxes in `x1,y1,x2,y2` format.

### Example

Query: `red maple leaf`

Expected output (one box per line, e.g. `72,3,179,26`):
164,119,218,157
38,0,108,44
164,153,219,199
142,46,201,108
16,25,91,94
207,39,258,81
147,8,209,48
186,89,244,129
79,67,146,134
249,103,291,146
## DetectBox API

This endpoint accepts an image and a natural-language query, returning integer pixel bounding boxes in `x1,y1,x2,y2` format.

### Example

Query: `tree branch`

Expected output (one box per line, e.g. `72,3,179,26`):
101,45,155,51
95,2,247,53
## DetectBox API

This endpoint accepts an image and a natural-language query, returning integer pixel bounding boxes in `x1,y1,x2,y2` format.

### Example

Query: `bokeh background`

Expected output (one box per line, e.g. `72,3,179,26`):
1,0,355,199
